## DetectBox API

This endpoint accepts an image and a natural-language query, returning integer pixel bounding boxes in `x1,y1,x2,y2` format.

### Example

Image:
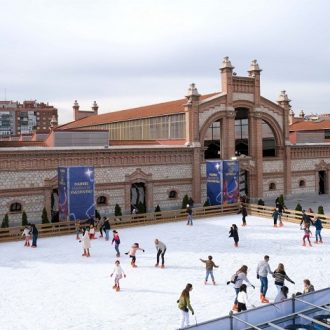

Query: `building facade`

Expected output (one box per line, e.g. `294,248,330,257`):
1,57,330,226
0,100,57,136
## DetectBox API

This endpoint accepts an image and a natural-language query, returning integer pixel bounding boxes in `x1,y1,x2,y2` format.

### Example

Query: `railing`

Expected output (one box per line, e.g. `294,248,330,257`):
0,203,240,243
247,204,330,228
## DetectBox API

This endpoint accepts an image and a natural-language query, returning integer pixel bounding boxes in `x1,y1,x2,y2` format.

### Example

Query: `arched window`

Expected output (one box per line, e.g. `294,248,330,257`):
235,108,249,156
204,120,221,159
262,120,276,157
168,190,177,199
299,180,306,188
96,196,107,205
269,182,276,191
10,202,22,212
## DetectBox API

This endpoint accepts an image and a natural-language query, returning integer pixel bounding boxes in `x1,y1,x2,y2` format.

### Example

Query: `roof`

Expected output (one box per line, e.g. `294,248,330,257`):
290,120,330,132
58,93,218,130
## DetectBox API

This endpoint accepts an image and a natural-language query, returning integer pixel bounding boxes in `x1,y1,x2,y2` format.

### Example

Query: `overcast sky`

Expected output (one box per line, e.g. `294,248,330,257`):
0,0,330,124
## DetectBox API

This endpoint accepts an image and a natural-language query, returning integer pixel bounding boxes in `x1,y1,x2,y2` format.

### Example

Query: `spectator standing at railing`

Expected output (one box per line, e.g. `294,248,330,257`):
30,224,38,248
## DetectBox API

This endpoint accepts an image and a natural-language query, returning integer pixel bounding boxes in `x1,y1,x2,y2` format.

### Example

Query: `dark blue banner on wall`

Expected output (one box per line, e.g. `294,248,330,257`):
58,166,95,221
206,160,223,205
223,160,239,204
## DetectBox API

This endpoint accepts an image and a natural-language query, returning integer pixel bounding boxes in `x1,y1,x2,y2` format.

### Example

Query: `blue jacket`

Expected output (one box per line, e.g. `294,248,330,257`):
313,218,323,230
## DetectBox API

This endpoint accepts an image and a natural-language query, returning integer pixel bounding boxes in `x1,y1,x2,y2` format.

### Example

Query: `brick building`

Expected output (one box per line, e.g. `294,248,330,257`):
1,57,330,225
0,100,57,136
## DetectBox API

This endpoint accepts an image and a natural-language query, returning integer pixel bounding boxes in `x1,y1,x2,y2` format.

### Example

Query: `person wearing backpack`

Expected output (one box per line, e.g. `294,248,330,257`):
227,265,255,311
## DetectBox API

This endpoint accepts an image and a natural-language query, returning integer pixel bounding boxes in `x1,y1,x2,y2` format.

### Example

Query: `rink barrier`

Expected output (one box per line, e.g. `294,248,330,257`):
181,287,330,330
0,203,240,243
246,204,330,229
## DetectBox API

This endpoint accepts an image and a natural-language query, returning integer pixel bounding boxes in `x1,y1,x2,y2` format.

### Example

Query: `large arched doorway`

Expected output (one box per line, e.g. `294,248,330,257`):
262,120,276,157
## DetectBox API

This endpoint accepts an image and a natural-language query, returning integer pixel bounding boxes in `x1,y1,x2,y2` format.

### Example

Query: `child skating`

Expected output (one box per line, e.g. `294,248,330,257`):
110,260,126,292
112,230,121,257
229,224,239,247
301,224,312,247
21,225,31,247
80,228,91,257
125,243,145,267
200,255,219,285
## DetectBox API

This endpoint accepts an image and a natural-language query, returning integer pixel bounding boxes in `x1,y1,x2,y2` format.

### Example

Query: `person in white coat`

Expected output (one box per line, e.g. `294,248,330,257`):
22,226,31,247
154,239,167,268
80,228,91,257
110,260,126,291
237,284,255,312
256,255,273,303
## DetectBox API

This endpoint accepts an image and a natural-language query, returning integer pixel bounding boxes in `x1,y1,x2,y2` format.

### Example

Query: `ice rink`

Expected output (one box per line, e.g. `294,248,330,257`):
1,214,329,330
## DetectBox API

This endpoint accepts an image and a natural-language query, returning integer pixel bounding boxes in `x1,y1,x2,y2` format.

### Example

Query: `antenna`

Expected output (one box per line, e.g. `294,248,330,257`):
4,88,6,101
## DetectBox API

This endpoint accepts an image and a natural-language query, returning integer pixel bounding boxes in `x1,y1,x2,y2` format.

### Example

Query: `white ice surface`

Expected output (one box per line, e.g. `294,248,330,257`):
0,215,329,330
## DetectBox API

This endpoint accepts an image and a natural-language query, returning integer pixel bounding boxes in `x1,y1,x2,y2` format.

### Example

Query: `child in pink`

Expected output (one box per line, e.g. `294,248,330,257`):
302,224,312,247
22,226,31,247
110,260,126,291
125,243,145,267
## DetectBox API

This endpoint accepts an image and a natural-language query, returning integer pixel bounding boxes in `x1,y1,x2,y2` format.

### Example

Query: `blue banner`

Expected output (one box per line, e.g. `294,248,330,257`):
223,160,239,204
206,160,223,205
58,166,95,221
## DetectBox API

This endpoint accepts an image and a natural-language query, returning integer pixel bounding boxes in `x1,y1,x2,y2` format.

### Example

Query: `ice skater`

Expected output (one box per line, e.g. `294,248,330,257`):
240,205,247,226
125,243,145,267
21,225,31,247
312,216,323,244
227,265,255,312
110,260,126,292
80,228,91,257
177,283,194,328
186,204,193,225
89,224,96,239
200,255,219,285
301,223,312,247
30,224,38,248
75,220,81,240
229,224,239,247
272,208,280,227
154,239,166,268
256,255,273,303
272,263,295,293
112,230,121,257
237,284,255,312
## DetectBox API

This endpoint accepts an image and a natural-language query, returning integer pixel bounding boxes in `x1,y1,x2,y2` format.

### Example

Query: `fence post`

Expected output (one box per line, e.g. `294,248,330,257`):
229,311,233,330
292,294,296,326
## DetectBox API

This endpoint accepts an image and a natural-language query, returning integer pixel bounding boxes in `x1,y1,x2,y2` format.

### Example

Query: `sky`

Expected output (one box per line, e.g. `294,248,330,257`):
0,214,329,330
0,0,330,124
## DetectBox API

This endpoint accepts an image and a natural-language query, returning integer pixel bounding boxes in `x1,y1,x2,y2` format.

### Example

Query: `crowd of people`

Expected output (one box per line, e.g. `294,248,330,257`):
20,197,326,329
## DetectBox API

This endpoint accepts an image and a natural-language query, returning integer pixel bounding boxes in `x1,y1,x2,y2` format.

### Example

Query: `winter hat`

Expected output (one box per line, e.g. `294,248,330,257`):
187,204,189,207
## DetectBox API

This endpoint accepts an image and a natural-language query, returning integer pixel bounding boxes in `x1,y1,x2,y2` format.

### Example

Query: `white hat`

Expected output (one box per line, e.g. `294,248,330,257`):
187,204,190,207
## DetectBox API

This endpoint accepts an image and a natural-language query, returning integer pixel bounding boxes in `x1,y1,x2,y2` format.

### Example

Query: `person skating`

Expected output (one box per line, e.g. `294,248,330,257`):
22,225,31,247
154,239,166,268
301,223,312,247
125,243,145,267
272,208,280,227
103,217,111,241
237,284,255,312
227,265,255,312
200,255,219,285
273,263,295,293
97,217,105,238
241,205,247,226
312,216,323,244
229,224,239,247
30,224,38,248
177,283,194,328
112,230,121,257
256,255,273,303
300,210,312,228
186,204,193,225
80,228,91,257
75,220,81,240
274,286,288,303
277,203,285,227
89,224,96,239
110,260,126,292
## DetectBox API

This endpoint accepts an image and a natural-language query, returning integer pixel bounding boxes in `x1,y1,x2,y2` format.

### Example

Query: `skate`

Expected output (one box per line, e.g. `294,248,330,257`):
302,242,306,246
273,224,277,227
87,251,90,257
315,240,318,244
112,284,117,289
234,243,238,247
204,280,207,285
82,253,87,256
27,241,30,247
116,253,120,257
212,280,216,285
320,239,323,243
24,241,27,247
116,286,120,292
261,294,269,303
279,222,284,227
155,263,159,267
161,264,165,269
309,242,312,247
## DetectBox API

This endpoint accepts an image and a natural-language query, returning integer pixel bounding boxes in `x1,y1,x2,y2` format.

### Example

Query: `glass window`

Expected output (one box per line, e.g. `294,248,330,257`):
325,129,330,139
269,182,276,190
97,196,107,205
299,180,305,188
10,202,22,212
168,190,177,199
262,121,276,157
